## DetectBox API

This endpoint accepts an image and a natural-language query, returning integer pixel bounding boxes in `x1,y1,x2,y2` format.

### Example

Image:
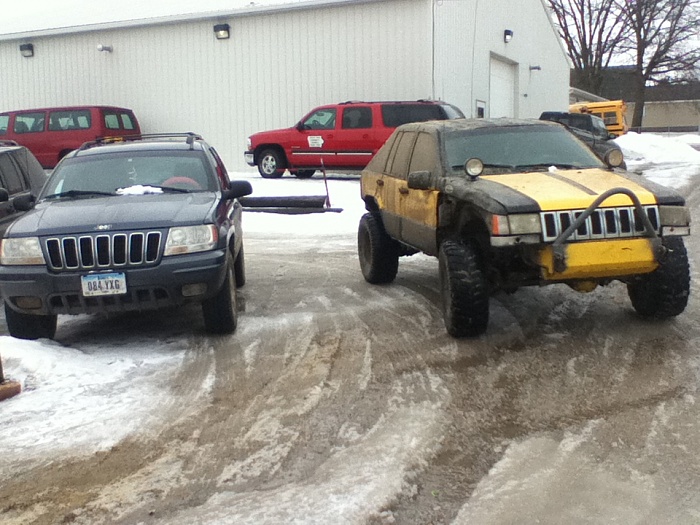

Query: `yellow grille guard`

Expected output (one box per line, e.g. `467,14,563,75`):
551,187,664,273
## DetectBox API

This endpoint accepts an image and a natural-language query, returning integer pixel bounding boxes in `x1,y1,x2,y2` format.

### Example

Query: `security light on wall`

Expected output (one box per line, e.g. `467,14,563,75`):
19,43,34,58
503,29,513,43
97,44,113,52
214,23,230,40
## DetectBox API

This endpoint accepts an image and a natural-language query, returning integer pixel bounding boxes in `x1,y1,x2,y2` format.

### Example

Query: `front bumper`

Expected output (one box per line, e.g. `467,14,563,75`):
244,151,255,166
0,249,228,316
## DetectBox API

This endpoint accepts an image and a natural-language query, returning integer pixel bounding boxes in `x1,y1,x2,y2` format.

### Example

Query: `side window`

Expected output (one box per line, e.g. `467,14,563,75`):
341,107,372,129
387,131,417,179
120,113,136,130
104,112,120,130
0,115,10,135
48,110,92,131
302,109,337,130
0,154,27,194
14,112,44,134
408,132,438,174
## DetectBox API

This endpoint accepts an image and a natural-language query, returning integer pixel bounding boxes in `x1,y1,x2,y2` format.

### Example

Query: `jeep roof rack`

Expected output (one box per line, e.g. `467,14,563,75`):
77,132,204,153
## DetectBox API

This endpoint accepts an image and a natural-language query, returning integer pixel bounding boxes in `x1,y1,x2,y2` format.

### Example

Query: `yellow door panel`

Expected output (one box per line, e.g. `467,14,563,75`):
539,238,658,280
483,169,657,211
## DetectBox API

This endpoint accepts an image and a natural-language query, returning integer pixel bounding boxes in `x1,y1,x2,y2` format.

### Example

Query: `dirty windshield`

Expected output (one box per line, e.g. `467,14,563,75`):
445,124,604,174
41,151,215,199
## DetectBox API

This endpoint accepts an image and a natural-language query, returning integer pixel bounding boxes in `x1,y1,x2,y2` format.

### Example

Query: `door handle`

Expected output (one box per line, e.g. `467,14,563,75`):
399,187,409,195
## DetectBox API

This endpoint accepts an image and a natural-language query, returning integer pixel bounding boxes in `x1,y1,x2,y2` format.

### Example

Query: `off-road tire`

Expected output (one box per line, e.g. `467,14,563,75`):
357,212,399,284
627,236,690,318
258,149,285,179
295,170,315,179
4,302,57,340
202,252,238,334
438,240,489,337
234,244,246,288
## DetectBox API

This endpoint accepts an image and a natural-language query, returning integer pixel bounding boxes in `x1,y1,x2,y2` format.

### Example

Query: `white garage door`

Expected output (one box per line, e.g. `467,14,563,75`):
489,57,516,118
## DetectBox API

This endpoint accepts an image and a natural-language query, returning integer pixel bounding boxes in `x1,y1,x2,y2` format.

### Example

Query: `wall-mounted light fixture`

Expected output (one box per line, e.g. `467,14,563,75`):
19,43,34,58
529,65,542,71
214,23,230,40
97,44,113,53
503,29,513,43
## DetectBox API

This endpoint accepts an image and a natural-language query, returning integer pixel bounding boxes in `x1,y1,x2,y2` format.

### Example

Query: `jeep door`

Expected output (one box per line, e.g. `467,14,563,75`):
397,131,440,255
378,129,439,253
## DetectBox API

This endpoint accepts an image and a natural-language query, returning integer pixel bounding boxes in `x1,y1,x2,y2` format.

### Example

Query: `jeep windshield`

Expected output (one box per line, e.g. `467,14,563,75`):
40,151,217,200
445,124,605,174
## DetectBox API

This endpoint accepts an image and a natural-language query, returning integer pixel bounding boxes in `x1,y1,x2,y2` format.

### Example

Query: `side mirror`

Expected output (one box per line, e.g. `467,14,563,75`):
12,193,35,211
407,171,433,190
224,180,253,200
0,188,8,203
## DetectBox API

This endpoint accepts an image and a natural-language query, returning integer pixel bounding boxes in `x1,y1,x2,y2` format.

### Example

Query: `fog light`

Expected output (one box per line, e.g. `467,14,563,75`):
182,283,207,297
15,296,42,309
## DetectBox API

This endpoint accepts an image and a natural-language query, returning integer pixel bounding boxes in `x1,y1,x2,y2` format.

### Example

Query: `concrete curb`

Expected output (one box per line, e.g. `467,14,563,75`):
0,380,21,401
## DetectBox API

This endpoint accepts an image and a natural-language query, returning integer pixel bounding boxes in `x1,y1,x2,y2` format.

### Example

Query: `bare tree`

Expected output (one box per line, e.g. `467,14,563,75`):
547,0,626,94
615,0,700,127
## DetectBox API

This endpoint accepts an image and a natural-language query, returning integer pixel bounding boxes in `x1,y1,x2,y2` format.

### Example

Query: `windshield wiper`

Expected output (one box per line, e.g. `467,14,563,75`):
43,190,115,200
451,163,515,170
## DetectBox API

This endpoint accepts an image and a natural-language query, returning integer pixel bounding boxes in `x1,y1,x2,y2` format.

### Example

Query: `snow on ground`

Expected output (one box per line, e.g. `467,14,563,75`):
0,131,699,520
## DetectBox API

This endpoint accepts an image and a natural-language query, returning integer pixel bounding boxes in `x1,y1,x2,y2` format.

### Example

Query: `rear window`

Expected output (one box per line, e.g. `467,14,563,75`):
381,104,447,127
120,113,137,130
48,110,92,131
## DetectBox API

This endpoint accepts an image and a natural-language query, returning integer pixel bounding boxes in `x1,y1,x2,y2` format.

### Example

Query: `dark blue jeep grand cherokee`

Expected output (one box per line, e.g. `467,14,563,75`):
0,133,252,340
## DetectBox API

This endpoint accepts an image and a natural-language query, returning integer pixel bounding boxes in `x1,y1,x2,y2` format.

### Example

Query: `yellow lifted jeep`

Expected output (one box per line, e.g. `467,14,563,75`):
358,119,691,337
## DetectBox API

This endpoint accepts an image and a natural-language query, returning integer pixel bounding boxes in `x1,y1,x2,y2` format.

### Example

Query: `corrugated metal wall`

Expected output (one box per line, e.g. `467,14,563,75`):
433,0,570,119
0,0,434,171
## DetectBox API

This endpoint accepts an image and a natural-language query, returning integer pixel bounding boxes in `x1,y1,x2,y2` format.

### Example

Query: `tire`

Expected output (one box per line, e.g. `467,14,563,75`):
202,253,238,334
357,212,399,284
627,236,690,318
295,170,315,179
257,149,285,179
438,240,489,337
234,244,246,288
4,302,57,340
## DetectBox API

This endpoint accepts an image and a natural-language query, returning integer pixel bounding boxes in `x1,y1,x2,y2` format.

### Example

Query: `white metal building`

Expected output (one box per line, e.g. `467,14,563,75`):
0,0,570,170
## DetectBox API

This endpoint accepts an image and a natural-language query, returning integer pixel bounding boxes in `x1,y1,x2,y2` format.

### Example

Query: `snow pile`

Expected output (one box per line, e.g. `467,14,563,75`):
615,132,700,188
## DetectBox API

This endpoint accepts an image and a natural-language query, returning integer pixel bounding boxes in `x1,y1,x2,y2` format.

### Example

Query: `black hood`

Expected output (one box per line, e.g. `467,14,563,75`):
5,193,219,237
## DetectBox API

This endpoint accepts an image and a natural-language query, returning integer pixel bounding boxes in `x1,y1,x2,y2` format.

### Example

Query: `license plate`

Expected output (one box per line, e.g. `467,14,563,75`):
81,272,127,297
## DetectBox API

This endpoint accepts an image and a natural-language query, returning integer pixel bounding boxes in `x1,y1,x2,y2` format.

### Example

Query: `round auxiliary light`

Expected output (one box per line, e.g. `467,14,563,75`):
605,149,624,168
464,158,484,179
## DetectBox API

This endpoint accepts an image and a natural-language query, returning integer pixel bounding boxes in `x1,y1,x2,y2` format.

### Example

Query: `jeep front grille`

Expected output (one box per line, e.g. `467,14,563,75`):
540,205,659,242
45,232,162,270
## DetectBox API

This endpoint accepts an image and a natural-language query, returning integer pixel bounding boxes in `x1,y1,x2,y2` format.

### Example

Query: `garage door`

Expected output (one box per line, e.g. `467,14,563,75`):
489,57,516,118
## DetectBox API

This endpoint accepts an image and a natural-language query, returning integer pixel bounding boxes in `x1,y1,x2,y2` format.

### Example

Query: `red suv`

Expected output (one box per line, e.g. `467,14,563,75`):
0,106,141,169
244,100,465,178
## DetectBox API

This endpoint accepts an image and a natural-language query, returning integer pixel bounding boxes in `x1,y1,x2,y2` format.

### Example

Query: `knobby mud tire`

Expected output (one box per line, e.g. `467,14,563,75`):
627,236,690,318
438,240,489,337
357,212,399,284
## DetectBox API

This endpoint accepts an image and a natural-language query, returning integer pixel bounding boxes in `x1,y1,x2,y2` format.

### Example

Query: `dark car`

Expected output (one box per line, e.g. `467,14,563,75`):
358,119,690,337
539,111,625,167
0,133,252,340
0,140,48,236
245,100,465,178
